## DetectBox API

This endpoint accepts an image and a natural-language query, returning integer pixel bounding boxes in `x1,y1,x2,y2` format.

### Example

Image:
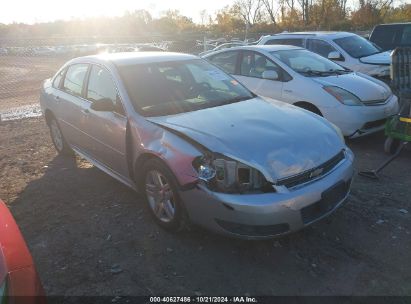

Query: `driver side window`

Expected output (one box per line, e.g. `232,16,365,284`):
87,65,125,115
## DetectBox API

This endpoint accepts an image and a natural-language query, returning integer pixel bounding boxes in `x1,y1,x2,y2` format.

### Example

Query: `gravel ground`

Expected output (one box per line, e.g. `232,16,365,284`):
0,116,410,296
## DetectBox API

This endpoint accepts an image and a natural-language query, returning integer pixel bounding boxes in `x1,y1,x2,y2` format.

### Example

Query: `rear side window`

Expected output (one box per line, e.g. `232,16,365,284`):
53,68,66,89
208,51,239,74
400,26,411,45
306,39,337,58
62,64,88,97
265,38,304,47
371,25,397,45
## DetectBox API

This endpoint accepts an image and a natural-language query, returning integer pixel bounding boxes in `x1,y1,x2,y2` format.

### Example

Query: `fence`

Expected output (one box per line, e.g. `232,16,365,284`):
391,47,411,93
0,34,233,120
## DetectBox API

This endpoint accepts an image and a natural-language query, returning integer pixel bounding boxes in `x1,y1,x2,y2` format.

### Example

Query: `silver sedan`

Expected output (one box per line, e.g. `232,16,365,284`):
40,52,354,239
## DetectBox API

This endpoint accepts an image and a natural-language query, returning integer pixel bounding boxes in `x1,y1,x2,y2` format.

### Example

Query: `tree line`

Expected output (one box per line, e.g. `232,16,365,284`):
0,0,409,41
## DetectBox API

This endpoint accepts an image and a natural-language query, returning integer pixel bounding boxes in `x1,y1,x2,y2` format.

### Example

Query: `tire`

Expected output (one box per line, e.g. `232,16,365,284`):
140,159,187,231
48,117,73,156
384,137,401,155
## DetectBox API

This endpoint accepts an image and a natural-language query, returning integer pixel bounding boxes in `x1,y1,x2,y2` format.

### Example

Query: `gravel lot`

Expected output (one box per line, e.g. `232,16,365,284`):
0,56,410,297
0,116,410,296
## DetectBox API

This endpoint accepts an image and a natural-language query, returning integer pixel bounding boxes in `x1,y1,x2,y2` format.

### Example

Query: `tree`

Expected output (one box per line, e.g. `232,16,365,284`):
233,0,264,27
214,6,244,34
152,10,196,34
261,0,278,25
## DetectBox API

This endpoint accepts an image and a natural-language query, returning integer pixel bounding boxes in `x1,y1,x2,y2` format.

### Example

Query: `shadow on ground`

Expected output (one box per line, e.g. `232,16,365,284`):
3,119,411,296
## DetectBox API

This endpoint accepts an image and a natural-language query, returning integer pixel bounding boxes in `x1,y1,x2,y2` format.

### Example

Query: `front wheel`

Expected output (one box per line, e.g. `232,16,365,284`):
141,159,187,231
49,117,73,156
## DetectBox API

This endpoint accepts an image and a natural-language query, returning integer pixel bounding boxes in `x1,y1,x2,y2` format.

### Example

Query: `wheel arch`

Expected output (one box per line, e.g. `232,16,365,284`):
44,108,55,125
293,101,323,116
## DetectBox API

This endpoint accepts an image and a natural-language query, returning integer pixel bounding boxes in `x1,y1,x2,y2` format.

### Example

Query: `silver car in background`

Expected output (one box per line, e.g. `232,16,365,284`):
40,52,354,239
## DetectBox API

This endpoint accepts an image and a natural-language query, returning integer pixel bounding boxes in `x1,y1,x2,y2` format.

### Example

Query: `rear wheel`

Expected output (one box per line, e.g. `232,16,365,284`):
49,117,73,156
141,159,187,231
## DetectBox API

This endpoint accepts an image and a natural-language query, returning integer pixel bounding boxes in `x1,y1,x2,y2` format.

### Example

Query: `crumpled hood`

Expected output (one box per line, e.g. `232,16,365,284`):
360,51,391,65
312,73,391,101
147,98,345,182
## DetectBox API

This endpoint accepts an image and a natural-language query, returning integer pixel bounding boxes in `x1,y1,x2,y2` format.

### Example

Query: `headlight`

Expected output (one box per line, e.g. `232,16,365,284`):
193,155,273,193
323,86,362,106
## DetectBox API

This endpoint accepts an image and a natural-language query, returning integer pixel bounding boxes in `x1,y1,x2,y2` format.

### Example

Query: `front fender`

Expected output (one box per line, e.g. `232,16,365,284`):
128,118,203,187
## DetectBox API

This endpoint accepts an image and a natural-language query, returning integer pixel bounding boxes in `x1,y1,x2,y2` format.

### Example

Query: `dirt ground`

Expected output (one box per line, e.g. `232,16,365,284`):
0,56,410,297
0,56,65,111
0,116,410,297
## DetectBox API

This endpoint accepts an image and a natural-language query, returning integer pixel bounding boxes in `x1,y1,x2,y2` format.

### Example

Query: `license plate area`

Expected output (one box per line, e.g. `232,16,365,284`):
301,180,350,224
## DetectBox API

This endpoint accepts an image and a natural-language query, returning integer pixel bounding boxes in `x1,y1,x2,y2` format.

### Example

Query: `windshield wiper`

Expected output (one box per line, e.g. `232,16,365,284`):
301,69,349,77
217,95,253,106
329,69,351,75
300,70,333,77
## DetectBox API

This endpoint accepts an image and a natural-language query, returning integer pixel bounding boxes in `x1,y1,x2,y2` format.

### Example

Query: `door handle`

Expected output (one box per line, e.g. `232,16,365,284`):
284,89,293,93
82,109,90,115
54,95,60,102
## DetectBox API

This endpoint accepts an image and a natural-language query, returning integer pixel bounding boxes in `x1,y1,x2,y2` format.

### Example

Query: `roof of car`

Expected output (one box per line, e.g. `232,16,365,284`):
243,45,303,51
203,44,303,57
262,31,355,39
374,22,411,26
75,52,198,66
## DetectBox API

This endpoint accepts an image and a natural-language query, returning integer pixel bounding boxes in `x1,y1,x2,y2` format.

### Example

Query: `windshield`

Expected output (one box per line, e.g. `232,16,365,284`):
118,59,254,117
271,49,348,76
333,35,381,58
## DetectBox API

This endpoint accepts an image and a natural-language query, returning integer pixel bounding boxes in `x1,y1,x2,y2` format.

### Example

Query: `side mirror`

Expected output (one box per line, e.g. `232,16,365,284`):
90,98,115,112
328,51,344,61
262,70,279,80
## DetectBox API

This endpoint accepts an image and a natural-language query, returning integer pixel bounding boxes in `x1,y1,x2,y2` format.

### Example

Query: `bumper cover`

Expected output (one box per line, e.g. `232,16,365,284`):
180,150,354,239
323,95,399,138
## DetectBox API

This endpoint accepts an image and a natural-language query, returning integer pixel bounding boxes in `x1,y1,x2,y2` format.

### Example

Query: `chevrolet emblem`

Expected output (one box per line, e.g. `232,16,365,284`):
310,168,323,179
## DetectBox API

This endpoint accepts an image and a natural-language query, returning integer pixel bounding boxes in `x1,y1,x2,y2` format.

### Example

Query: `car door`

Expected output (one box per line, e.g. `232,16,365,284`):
83,64,129,178
57,63,90,150
235,50,284,101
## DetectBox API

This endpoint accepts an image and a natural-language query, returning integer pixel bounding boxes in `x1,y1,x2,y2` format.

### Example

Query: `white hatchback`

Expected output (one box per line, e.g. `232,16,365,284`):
203,45,399,138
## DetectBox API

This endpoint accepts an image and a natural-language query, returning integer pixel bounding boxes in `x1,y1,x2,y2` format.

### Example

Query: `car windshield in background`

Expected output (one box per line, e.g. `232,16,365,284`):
118,59,254,117
334,35,381,58
271,49,347,76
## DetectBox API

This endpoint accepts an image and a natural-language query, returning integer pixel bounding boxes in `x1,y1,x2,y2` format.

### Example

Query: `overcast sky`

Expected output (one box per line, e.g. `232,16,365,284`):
1,0,235,24
2,0,409,24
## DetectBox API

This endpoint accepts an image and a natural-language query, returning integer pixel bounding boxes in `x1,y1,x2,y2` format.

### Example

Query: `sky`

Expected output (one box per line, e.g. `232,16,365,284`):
2,0,409,25
0,0,235,24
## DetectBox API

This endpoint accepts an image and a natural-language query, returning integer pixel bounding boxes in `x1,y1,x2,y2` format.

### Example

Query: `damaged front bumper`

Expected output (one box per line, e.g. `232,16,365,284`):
179,149,355,239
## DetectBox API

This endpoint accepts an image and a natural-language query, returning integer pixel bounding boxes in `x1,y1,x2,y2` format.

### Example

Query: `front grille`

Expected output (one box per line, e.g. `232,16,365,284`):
215,219,290,237
276,150,345,189
301,179,351,224
362,118,387,130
